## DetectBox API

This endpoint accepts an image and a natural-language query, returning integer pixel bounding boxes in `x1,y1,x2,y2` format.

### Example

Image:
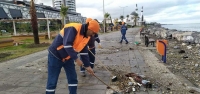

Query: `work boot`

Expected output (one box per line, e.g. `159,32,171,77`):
125,40,128,44
81,72,86,77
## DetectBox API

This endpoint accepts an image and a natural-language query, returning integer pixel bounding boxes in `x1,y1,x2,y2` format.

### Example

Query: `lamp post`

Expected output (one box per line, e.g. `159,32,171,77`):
103,0,105,33
119,6,128,18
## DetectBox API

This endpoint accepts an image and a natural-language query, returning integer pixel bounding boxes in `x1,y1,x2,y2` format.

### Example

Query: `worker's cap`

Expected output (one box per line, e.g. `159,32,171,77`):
88,20,100,33
86,18,93,23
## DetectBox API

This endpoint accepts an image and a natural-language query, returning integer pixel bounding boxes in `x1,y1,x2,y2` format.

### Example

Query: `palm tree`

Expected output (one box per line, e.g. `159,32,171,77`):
109,16,113,31
119,15,124,22
133,13,138,26
131,16,134,26
126,15,129,22
114,18,118,25
30,0,39,44
60,4,69,27
114,18,119,30
110,16,113,24
104,12,110,32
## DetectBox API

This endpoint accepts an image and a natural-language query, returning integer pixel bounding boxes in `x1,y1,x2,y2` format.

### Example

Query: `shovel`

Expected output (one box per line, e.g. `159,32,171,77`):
88,50,118,82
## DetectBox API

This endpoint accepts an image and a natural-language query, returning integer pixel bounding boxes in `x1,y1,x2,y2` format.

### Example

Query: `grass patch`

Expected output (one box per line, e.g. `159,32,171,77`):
0,35,12,40
0,39,52,63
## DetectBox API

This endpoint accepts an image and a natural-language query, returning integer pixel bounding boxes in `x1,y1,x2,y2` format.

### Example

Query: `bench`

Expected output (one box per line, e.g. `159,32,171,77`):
0,39,14,48
11,34,48,43
140,32,146,36
149,38,155,47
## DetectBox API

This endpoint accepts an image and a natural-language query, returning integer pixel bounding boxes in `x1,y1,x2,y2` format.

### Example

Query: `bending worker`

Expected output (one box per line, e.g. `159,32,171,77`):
80,18,102,77
119,22,129,44
46,20,100,94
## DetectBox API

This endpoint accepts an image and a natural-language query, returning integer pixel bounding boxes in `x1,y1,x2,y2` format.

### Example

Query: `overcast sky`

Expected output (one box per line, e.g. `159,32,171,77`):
34,0,200,24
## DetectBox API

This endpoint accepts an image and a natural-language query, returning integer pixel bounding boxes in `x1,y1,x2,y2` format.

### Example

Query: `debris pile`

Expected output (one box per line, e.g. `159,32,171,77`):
111,72,151,93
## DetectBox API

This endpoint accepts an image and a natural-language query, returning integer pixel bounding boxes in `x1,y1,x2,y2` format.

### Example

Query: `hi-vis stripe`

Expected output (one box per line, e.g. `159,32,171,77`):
46,89,55,92
80,53,88,55
80,71,85,72
68,84,77,86
90,62,94,64
64,45,72,48
59,33,64,37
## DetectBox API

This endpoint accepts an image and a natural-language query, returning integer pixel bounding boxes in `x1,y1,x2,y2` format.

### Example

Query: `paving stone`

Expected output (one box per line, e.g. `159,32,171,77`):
17,81,32,87
9,87,26,92
22,86,43,93
78,84,107,90
77,88,87,94
135,91,149,94
86,90,106,94
56,88,69,94
130,62,138,68
95,71,111,77
148,90,160,94
3,92,24,94
87,76,99,84
56,83,67,89
131,67,141,74
97,76,111,85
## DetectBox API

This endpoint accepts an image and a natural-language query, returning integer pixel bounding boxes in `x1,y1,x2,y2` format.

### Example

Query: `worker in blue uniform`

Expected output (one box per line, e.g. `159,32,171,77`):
119,22,129,44
80,18,102,77
46,20,100,94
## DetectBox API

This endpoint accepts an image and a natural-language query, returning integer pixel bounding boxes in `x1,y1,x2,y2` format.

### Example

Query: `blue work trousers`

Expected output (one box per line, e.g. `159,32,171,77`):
46,53,78,94
120,33,128,43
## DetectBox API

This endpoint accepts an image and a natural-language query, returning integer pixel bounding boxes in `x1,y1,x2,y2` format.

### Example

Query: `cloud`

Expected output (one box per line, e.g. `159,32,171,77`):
77,8,102,19
36,0,200,24
145,2,200,24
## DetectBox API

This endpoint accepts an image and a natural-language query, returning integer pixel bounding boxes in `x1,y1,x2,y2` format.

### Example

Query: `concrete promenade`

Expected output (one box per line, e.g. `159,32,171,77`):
0,28,157,94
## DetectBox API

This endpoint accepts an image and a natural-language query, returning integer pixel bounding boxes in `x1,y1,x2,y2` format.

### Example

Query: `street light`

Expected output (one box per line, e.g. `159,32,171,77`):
103,0,105,33
119,6,128,18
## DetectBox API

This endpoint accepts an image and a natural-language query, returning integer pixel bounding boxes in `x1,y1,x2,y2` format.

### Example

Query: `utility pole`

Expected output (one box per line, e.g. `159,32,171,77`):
103,0,105,33
52,0,55,7
119,6,128,18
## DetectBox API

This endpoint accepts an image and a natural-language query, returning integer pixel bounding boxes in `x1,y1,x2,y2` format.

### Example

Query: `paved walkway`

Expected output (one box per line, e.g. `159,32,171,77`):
0,28,157,94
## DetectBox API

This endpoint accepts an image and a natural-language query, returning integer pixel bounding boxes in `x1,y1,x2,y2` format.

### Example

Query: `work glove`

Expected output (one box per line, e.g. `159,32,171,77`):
85,66,94,75
98,43,102,49
75,58,83,67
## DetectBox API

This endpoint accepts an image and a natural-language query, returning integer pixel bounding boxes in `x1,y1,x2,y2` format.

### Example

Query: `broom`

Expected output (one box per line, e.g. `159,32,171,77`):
88,50,118,82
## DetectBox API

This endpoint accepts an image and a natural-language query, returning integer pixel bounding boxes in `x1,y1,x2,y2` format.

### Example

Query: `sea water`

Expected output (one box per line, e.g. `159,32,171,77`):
162,23,200,32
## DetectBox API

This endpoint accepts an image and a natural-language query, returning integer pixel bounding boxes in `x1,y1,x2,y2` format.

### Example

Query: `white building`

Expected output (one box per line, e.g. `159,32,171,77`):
129,4,145,26
0,0,85,23
53,0,76,12
53,0,62,9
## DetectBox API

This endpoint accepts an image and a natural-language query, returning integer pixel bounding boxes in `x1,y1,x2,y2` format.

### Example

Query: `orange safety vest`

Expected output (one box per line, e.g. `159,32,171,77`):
56,23,90,61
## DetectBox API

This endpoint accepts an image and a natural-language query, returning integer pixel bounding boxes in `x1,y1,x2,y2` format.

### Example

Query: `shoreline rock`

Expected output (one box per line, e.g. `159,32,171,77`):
147,26,200,44
143,25,200,90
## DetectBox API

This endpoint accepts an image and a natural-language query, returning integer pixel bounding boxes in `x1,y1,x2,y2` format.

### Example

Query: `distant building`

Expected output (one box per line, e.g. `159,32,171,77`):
0,0,85,23
53,0,63,9
129,4,145,26
53,0,76,12
138,6,145,26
